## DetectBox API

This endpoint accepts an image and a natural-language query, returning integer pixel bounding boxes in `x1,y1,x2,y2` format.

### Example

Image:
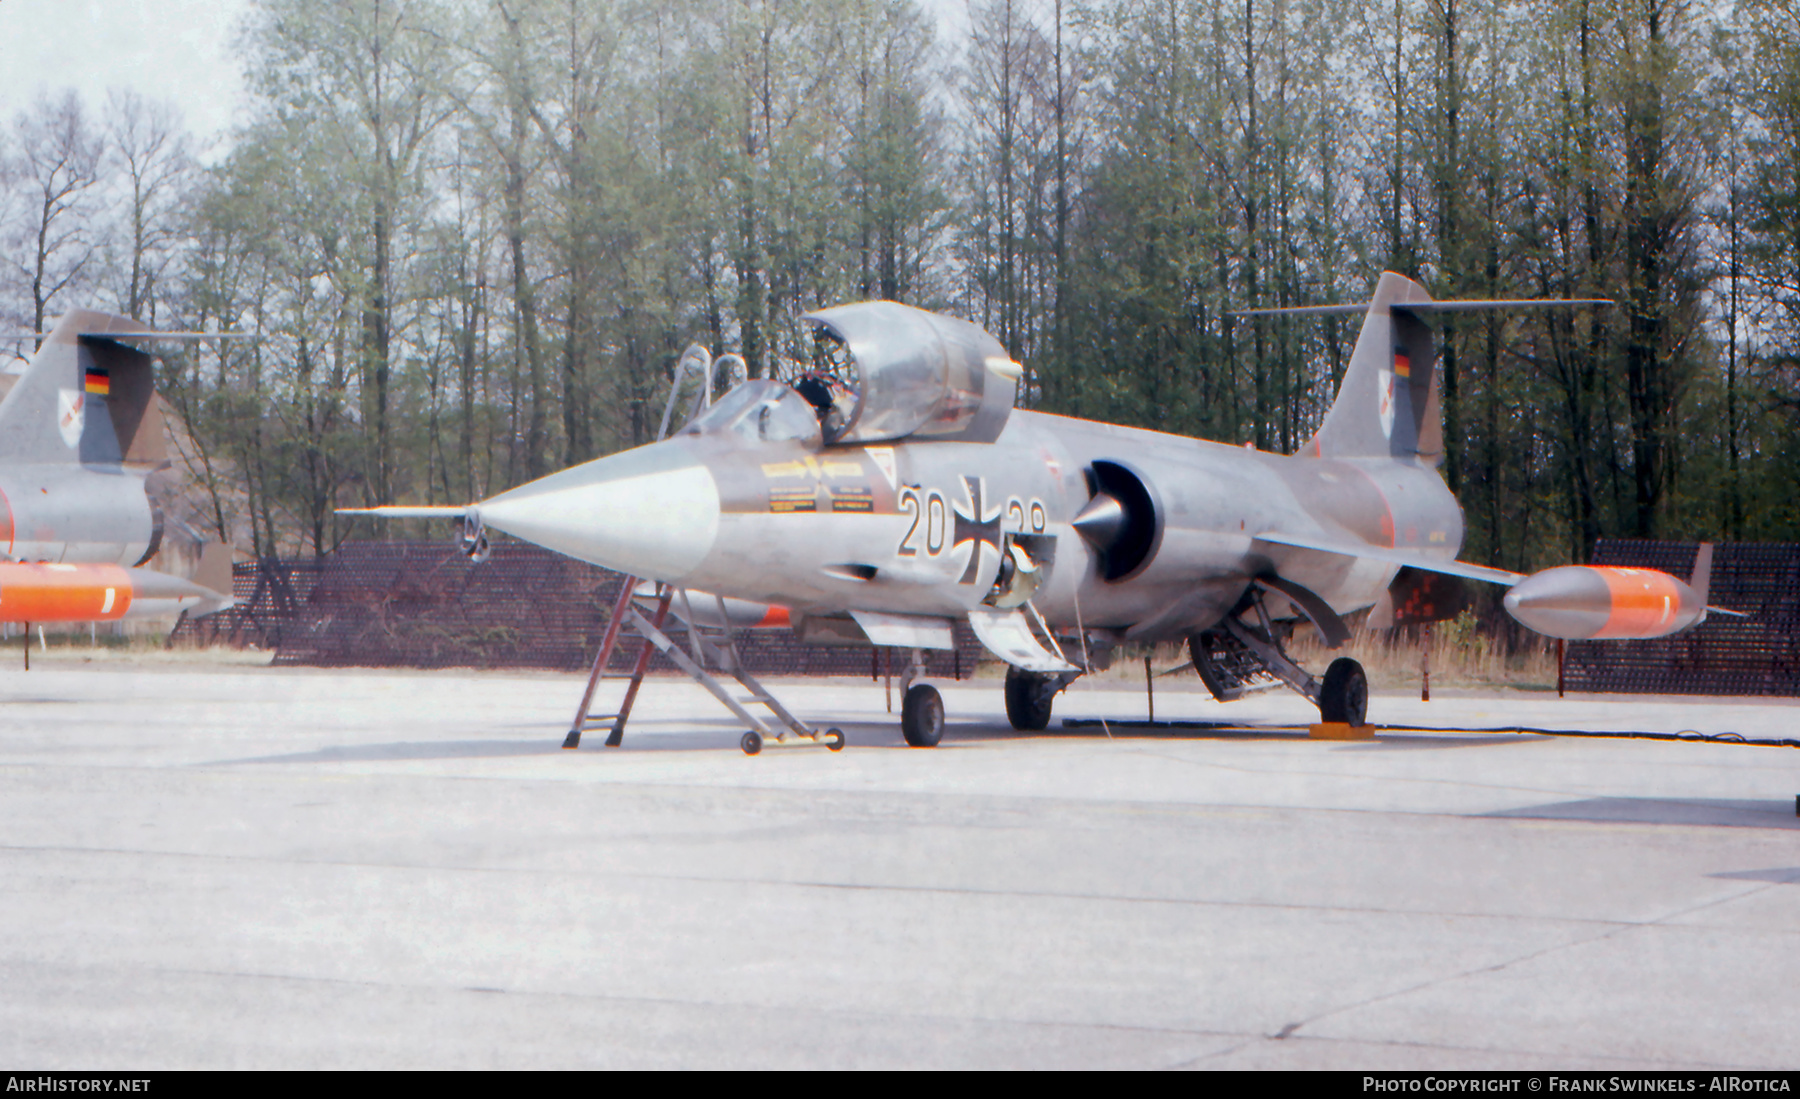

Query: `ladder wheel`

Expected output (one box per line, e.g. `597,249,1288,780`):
825,728,846,752
741,731,763,756
901,684,945,747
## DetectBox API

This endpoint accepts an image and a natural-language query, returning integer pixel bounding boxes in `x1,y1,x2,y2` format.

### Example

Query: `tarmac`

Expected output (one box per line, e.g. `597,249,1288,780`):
1,661,1797,1069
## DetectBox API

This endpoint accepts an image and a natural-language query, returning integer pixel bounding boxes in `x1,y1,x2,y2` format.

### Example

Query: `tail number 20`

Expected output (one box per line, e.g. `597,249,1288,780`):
897,488,948,557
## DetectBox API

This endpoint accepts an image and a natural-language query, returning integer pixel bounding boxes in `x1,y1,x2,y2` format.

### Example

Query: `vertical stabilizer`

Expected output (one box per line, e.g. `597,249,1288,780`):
0,310,162,468
1244,275,1608,461
1302,272,1441,463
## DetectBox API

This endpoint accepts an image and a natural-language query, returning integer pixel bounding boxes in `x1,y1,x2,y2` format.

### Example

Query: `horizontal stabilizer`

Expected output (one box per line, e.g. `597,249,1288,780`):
1,331,252,344
1234,298,1612,317
1387,298,1613,314
84,331,255,343
338,505,471,518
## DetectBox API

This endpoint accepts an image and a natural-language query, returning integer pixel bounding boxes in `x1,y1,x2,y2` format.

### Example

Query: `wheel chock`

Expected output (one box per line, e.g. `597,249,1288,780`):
1309,722,1375,740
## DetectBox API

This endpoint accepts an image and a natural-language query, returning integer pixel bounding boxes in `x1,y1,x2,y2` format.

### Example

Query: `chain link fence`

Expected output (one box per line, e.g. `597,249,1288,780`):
1563,539,1800,696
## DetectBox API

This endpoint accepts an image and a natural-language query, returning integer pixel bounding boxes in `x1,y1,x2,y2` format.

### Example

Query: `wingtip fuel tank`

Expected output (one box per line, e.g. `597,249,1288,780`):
0,561,234,623
1502,565,1706,640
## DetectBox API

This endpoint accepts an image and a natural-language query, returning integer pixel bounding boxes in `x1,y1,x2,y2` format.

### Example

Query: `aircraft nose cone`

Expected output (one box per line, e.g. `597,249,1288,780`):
477,445,720,582
1503,567,1611,640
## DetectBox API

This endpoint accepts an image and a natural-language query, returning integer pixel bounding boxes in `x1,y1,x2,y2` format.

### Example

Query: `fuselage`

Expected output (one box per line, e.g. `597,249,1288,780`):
0,464,158,565
475,388,1464,643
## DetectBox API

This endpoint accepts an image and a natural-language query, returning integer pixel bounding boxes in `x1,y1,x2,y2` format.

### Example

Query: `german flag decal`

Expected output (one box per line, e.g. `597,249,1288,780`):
83,368,110,396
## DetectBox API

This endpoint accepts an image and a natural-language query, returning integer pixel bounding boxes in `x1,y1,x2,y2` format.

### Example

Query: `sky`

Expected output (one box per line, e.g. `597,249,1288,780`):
0,0,974,158
0,0,253,152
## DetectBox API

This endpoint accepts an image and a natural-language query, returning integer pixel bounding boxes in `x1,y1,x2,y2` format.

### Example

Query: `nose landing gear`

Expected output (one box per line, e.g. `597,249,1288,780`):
901,684,944,747
892,643,950,748
897,648,946,747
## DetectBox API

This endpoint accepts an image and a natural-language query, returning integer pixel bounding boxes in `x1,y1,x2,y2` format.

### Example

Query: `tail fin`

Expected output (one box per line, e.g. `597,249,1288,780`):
0,310,167,469
1308,271,1440,462
1239,272,1611,462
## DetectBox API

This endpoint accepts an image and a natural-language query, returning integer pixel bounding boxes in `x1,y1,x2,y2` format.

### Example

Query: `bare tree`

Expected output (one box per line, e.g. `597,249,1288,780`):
104,90,196,322
4,90,103,341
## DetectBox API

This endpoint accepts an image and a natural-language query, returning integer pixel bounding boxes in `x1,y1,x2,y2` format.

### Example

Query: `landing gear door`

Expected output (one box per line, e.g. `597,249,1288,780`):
967,607,1079,673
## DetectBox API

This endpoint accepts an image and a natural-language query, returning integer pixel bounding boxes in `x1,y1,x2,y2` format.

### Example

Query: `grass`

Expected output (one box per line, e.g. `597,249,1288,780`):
1289,614,1559,692
1075,610,1560,693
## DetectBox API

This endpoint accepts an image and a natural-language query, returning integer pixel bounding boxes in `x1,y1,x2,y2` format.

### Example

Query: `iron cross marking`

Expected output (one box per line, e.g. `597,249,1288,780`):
953,474,1002,584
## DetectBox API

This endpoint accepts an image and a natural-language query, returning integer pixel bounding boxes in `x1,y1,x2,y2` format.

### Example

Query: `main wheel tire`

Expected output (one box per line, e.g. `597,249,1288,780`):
741,731,763,755
825,727,846,752
900,683,945,747
1318,657,1369,726
1004,666,1056,731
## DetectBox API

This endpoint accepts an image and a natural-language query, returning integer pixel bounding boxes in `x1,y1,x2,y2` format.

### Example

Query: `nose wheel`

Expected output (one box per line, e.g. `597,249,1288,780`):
901,683,945,747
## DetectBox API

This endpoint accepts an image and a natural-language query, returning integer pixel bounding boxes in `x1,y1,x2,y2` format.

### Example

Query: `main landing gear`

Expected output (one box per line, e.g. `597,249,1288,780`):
900,657,1077,745
1318,656,1369,726
1003,664,1083,731
1190,588,1368,727
906,661,1080,742
915,588,1368,745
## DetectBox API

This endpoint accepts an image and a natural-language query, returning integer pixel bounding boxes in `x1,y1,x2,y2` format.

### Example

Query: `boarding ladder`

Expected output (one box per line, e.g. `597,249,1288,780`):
562,581,843,754
561,344,842,754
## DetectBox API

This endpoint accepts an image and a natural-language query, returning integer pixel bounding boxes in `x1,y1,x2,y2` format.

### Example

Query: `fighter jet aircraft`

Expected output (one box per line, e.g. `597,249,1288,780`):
348,271,1733,749
0,310,235,627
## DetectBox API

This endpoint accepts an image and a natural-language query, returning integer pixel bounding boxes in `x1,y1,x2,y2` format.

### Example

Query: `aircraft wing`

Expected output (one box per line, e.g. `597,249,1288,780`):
1252,531,1524,587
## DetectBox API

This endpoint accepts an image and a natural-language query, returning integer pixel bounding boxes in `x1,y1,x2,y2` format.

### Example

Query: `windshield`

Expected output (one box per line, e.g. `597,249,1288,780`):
681,379,821,445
